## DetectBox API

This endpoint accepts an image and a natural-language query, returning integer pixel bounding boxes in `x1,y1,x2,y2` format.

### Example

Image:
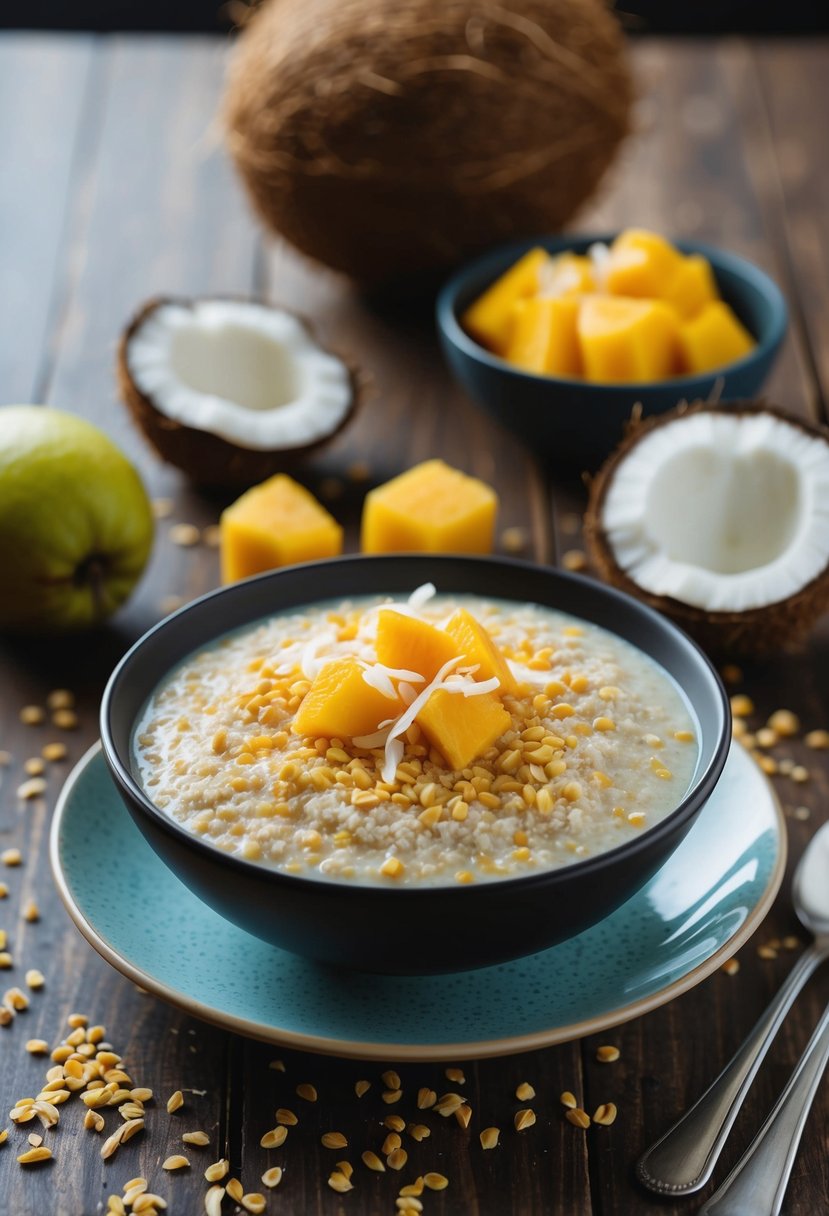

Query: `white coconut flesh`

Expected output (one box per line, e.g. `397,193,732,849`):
601,412,829,612
126,299,352,450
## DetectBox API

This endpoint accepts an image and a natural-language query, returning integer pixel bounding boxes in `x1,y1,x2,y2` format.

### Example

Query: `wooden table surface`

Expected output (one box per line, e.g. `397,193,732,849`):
1,30,828,1216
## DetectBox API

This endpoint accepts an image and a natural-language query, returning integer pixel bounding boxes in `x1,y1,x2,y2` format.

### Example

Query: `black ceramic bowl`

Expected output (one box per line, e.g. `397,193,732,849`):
436,234,787,469
101,556,730,975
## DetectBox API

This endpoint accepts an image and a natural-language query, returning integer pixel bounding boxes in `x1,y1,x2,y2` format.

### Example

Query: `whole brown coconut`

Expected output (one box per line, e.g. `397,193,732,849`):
224,0,633,283
584,401,829,658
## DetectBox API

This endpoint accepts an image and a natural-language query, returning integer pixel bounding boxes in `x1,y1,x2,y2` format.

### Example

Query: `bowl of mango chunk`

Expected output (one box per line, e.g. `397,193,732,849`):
436,229,787,467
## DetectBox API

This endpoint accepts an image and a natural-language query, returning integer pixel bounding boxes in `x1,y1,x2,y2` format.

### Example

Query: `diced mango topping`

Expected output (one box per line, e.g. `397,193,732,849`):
444,608,518,694
460,228,756,382
677,301,755,374
578,297,679,383
292,657,402,739
221,474,342,584
461,247,550,355
375,609,459,683
361,459,497,555
416,688,511,773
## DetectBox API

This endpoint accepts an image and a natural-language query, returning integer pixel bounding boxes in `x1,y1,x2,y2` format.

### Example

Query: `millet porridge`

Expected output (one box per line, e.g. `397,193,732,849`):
133,586,698,886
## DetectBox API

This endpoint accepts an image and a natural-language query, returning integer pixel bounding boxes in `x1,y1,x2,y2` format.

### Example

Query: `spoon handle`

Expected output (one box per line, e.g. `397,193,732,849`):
637,940,829,1195
698,999,829,1216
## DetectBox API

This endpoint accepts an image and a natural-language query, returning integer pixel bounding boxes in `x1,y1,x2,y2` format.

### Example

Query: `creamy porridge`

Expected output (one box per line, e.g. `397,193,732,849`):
133,586,698,886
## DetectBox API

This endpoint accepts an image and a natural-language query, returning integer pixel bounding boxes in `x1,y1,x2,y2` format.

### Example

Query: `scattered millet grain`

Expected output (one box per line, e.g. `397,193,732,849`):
169,523,201,547
514,1109,536,1131
596,1045,620,1063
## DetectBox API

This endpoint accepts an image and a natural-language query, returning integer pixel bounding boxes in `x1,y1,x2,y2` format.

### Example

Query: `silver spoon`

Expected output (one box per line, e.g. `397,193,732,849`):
697,997,829,1216
637,820,829,1196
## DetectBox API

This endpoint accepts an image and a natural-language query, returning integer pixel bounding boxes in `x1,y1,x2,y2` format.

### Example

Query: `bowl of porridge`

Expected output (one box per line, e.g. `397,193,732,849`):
101,555,730,974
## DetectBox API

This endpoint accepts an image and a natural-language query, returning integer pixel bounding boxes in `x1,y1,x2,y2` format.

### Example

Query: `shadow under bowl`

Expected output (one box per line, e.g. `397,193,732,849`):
101,555,730,975
436,234,787,471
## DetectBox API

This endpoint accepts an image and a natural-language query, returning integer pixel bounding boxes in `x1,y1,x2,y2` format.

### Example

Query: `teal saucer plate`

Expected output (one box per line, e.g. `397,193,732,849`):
50,743,785,1061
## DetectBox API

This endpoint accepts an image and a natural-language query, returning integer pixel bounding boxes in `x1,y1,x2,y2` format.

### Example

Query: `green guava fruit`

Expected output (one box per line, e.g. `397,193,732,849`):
0,406,154,633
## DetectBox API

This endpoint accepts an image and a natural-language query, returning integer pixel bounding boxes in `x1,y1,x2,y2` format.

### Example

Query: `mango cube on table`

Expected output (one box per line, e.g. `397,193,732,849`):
578,296,679,383
220,473,342,583
461,247,550,355
677,300,755,374
361,459,498,554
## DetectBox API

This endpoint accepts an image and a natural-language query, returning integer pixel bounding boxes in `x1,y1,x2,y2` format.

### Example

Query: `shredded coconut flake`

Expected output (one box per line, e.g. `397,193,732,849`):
443,675,501,697
381,738,405,784
352,728,390,749
408,582,437,610
360,664,398,700
300,630,337,680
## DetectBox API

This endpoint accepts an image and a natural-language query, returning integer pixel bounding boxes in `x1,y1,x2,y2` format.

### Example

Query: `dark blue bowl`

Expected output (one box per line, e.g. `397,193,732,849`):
100,555,730,975
436,234,788,469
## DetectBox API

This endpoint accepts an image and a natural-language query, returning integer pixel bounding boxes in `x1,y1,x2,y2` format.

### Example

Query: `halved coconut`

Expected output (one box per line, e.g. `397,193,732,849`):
584,402,829,656
118,297,358,487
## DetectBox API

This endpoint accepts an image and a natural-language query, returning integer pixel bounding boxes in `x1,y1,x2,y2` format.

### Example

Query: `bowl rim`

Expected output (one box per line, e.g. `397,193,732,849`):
100,553,731,899
436,232,788,393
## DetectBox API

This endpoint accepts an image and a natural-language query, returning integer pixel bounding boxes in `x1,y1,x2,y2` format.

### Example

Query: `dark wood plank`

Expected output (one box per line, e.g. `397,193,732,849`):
561,38,829,1216
0,33,256,1215
0,34,93,403
753,39,829,420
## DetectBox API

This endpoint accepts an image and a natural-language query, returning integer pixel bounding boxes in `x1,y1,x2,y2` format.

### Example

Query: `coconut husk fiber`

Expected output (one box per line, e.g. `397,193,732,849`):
224,0,633,284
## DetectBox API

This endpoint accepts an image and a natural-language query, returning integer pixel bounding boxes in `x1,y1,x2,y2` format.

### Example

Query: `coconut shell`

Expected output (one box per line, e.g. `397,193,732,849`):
223,0,633,284
584,401,829,658
117,296,360,489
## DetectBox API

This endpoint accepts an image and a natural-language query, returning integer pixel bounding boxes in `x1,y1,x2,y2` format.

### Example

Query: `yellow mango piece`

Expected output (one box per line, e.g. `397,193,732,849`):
540,252,596,296
445,608,518,694
677,301,755,374
292,657,401,739
578,296,680,383
462,248,550,354
605,229,685,299
417,687,511,772
375,609,459,683
361,459,498,555
220,474,342,584
506,296,582,377
663,254,719,319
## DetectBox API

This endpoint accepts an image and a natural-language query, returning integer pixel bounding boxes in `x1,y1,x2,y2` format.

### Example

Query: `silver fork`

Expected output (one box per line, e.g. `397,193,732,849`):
698,999,829,1216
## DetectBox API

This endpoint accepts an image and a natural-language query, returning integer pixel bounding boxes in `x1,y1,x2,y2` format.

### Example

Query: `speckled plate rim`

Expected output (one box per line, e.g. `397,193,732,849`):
50,743,787,1062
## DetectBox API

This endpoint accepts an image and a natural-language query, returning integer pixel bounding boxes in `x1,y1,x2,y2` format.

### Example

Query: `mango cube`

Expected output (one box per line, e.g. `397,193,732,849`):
506,296,582,377
462,247,550,354
220,474,342,584
375,609,459,683
605,229,685,299
417,687,511,772
676,301,755,374
361,459,498,555
445,608,517,694
663,253,719,319
578,296,680,383
292,657,401,739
